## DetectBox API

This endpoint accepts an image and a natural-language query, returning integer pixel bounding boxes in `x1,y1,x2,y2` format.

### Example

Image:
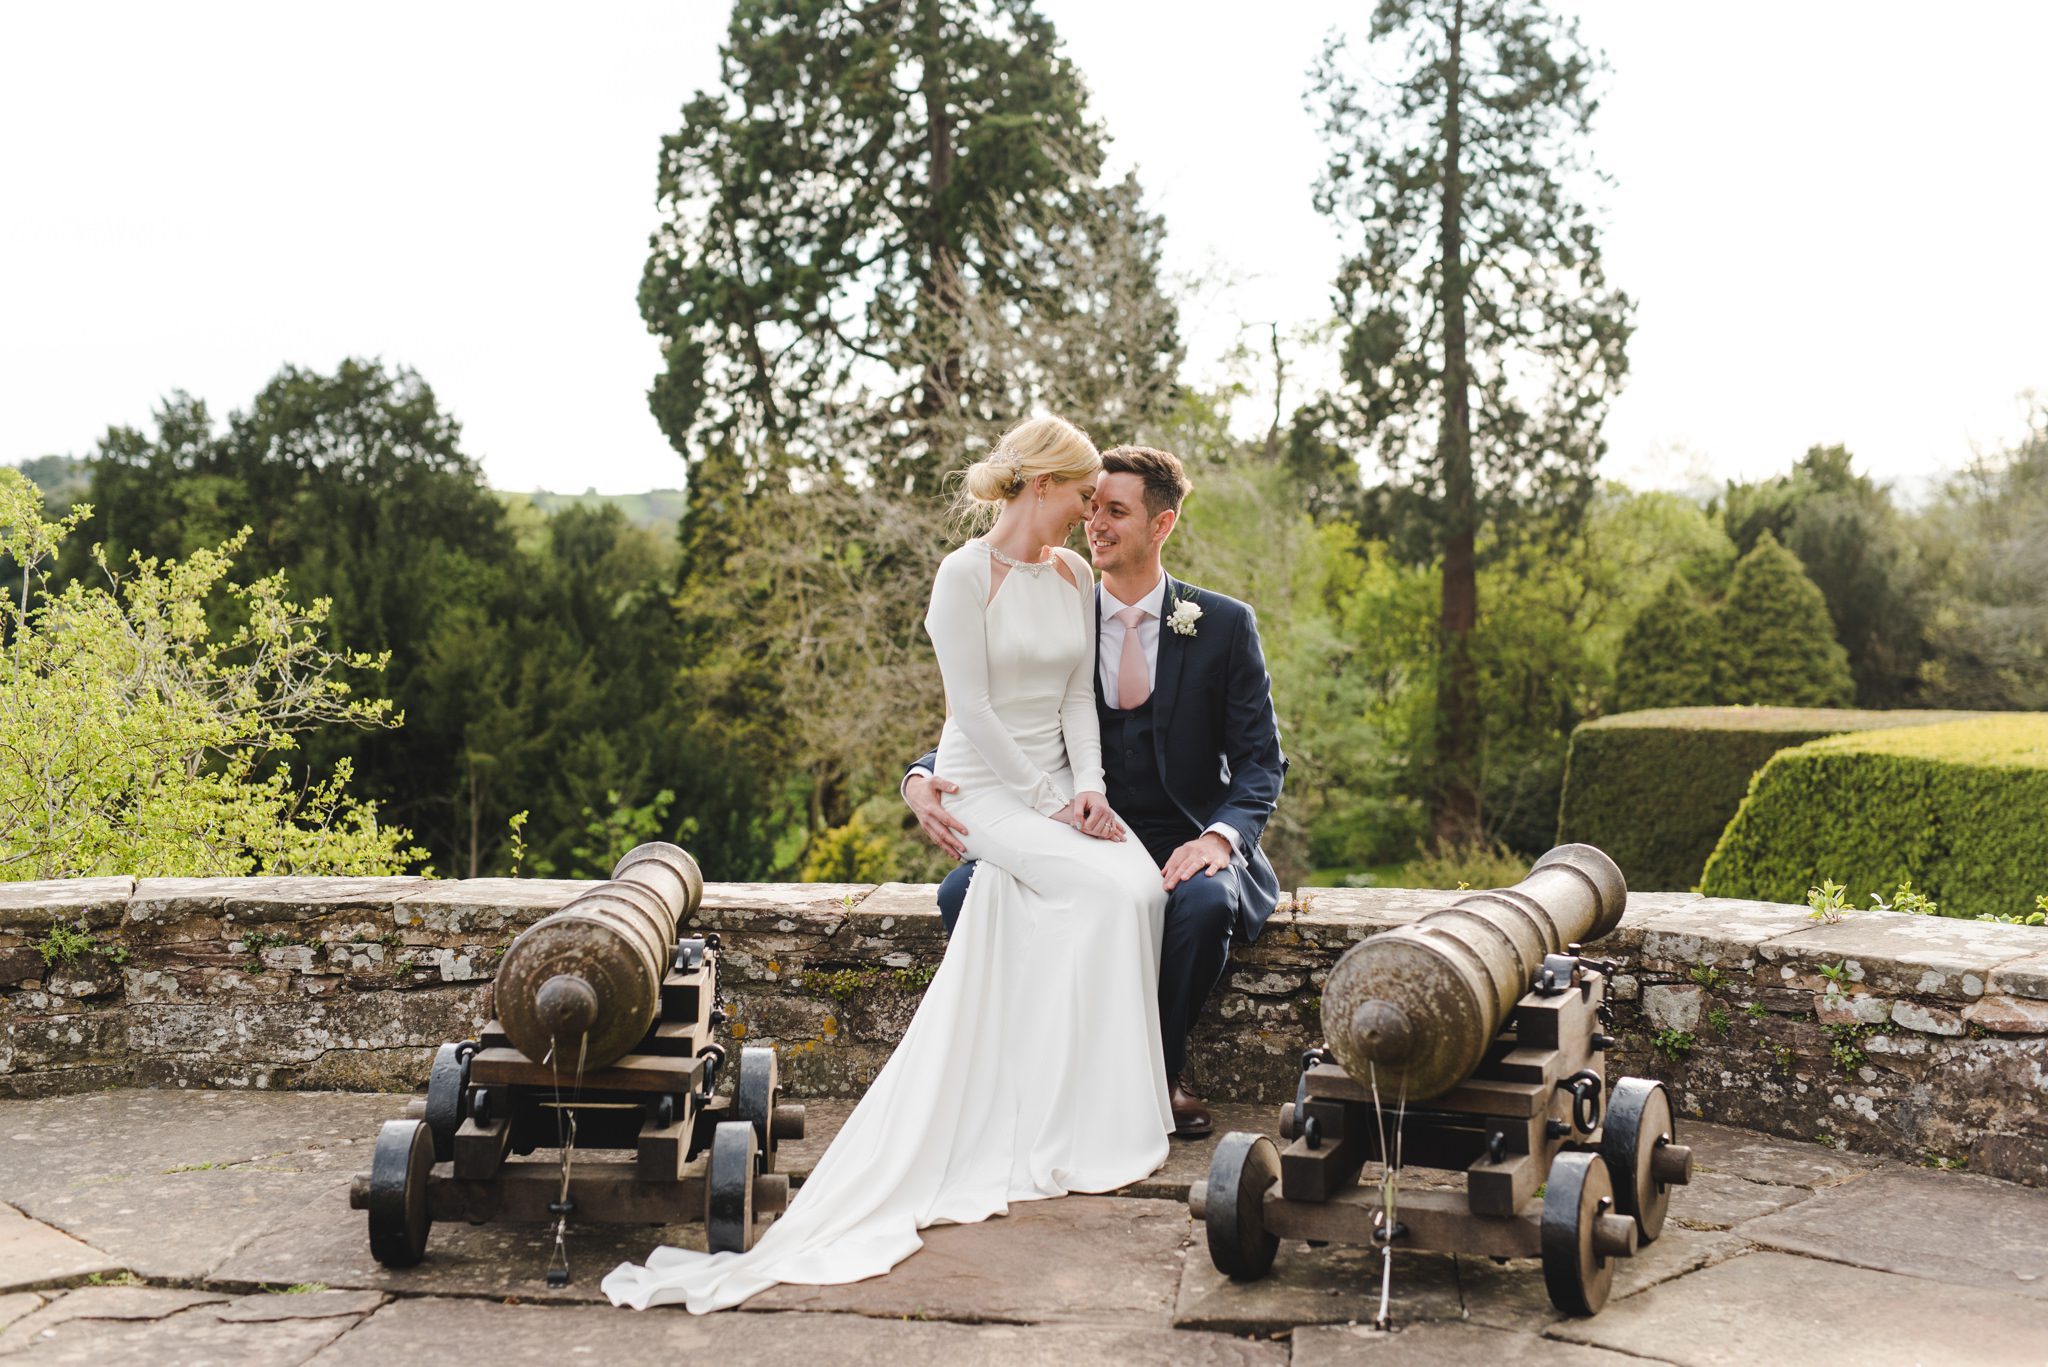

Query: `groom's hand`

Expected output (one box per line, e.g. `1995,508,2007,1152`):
905,774,969,859
1162,833,1232,891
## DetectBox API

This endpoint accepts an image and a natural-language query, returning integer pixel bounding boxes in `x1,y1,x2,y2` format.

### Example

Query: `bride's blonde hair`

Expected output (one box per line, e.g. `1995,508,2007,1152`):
957,416,1100,517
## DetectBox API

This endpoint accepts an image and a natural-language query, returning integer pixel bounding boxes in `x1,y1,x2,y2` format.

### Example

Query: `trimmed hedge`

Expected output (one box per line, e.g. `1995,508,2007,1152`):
1557,707,1979,892
1700,715,2048,919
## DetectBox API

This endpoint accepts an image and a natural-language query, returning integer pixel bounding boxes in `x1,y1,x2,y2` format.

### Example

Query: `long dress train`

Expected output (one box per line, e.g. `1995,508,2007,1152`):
602,539,1173,1313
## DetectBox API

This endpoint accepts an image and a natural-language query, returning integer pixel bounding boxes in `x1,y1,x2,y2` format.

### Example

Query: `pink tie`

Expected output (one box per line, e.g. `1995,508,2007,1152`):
1115,605,1151,709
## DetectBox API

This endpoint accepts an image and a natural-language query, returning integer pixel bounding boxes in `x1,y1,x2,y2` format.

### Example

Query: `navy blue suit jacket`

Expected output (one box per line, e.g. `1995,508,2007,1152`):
911,572,1287,942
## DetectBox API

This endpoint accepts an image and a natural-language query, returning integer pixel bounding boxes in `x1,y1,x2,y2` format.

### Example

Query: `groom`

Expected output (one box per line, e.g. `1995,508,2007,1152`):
903,444,1286,1138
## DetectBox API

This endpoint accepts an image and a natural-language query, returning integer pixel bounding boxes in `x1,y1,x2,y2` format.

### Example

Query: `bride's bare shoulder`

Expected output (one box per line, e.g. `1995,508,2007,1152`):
1049,545,1093,593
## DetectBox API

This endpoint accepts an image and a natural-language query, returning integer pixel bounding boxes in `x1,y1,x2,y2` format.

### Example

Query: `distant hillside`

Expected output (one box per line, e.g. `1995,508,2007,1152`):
499,488,687,532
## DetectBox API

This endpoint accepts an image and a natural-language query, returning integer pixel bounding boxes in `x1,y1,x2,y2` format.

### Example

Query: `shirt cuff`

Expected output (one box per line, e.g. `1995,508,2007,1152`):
1203,821,1244,857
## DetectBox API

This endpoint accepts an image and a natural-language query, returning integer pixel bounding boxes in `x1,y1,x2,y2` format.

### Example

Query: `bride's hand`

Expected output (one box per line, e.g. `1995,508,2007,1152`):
1057,791,1126,842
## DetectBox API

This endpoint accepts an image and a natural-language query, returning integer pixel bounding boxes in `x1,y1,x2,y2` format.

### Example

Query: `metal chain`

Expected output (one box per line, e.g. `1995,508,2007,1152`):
543,1032,587,1287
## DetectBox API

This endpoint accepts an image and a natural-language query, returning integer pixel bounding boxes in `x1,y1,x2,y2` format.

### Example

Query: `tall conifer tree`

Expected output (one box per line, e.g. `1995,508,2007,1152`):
1310,0,1632,843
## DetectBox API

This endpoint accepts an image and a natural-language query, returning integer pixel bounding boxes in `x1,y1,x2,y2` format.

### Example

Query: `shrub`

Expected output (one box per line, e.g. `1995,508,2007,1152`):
1700,715,2048,920
1612,573,1717,713
1557,707,1979,892
1714,531,1855,708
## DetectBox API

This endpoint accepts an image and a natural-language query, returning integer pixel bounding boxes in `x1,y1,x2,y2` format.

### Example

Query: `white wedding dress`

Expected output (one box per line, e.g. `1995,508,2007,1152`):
603,539,1173,1313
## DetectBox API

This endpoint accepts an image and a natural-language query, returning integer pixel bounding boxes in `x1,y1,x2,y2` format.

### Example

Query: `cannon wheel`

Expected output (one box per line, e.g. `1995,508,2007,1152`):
422,1042,473,1163
1204,1132,1280,1281
1602,1077,1678,1243
367,1119,434,1268
1542,1151,1617,1316
705,1120,758,1254
735,1046,780,1173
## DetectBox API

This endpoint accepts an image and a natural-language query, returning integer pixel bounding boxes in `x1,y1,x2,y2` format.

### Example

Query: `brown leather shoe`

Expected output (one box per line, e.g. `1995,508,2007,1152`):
1170,1074,1213,1138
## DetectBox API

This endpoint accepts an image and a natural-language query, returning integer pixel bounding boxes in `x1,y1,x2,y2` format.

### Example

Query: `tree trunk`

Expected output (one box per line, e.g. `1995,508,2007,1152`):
1431,0,1483,848
913,0,963,480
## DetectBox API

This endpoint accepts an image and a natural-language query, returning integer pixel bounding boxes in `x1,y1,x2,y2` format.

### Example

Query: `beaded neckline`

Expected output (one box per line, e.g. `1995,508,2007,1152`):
977,538,1056,574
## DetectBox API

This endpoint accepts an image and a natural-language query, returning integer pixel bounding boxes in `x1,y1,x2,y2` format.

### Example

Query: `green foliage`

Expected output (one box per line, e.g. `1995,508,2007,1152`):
1309,0,1632,843
1702,716,2048,921
35,922,94,968
0,470,422,880
1817,959,1850,983
1824,1023,1875,1074
1401,840,1533,892
1868,878,1938,916
818,964,937,1003
1557,706,1975,892
1706,1007,1731,1036
1612,574,1719,713
1689,964,1724,991
1808,883,1852,926
1744,1001,1770,1021
1713,532,1856,708
645,0,1179,489
1652,1029,1696,1063
1716,445,1933,707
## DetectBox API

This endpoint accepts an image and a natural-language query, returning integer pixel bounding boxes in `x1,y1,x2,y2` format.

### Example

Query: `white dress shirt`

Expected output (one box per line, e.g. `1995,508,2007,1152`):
913,566,1243,861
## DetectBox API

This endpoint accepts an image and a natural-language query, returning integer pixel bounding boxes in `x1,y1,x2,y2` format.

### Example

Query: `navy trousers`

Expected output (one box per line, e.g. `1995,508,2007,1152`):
934,851,1239,1081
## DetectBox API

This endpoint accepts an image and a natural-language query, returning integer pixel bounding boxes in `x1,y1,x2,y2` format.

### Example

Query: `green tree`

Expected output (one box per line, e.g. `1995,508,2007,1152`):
0,471,420,879
1907,406,2048,711
1714,532,1855,707
1718,445,1930,706
1612,574,1718,712
642,0,1180,489
1310,0,1633,844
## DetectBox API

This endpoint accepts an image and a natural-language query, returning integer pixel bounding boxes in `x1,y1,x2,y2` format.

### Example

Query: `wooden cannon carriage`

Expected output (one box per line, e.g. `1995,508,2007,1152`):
350,843,803,1276
1190,845,1691,1317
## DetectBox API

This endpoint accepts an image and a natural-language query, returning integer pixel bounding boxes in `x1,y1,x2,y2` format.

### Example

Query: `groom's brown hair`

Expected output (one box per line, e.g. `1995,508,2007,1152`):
1100,445,1191,520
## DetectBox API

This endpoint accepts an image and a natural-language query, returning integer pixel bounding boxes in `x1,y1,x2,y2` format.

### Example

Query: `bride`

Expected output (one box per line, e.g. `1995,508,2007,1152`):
603,415,1174,1313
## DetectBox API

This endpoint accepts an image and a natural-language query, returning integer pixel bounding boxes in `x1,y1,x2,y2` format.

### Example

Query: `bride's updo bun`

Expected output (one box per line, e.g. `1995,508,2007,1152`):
957,415,1100,518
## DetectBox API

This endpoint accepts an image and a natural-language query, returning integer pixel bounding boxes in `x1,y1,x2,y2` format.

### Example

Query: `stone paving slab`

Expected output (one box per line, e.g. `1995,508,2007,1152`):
1663,1171,1813,1230
0,1293,47,1333
1548,1250,2048,1366
215,1184,689,1303
309,1297,1289,1366
0,1205,120,1293
1678,1119,1886,1188
1172,1227,1748,1337
0,1287,377,1364
1739,1166,2048,1297
1294,1320,1659,1365
748,1196,1191,1324
1,1089,406,1191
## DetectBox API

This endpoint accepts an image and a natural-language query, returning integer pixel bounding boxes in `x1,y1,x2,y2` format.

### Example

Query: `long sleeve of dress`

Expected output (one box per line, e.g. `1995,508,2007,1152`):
925,550,1070,816
1054,547,1105,797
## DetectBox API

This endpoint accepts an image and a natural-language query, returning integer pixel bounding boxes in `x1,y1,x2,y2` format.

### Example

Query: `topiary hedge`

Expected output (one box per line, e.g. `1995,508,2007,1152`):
1557,707,1979,892
1700,715,2048,919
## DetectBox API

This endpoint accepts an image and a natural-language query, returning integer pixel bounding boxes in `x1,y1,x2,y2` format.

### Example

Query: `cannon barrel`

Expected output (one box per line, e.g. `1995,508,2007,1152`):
1320,844,1627,1101
494,842,705,1070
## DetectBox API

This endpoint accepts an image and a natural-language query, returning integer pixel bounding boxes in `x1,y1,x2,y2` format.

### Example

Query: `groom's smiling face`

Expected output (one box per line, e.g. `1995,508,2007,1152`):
1087,472,1173,574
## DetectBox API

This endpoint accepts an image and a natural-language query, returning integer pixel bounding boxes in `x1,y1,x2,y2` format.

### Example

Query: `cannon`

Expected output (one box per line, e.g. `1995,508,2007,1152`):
1190,844,1691,1318
350,842,805,1278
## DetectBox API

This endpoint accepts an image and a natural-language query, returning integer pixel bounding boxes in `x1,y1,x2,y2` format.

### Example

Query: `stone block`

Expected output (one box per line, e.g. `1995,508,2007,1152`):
1293,1322,1646,1365
0,1288,368,1361
1641,984,1702,1032
1964,995,2048,1034
1756,913,2042,1001
1813,989,1890,1025
1890,1000,1965,1036
1988,949,2048,1001
389,878,590,935
1626,898,1810,972
0,878,134,932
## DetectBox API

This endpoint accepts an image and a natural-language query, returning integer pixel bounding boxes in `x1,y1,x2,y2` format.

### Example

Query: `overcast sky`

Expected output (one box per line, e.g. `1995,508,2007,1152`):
3,2,2044,497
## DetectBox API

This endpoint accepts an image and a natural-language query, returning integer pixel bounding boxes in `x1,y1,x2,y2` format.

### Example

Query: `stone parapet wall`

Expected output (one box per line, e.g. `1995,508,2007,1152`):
3,876,2044,1184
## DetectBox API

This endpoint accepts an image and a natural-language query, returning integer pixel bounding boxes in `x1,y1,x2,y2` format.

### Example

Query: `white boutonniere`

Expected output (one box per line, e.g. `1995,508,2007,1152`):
1168,595,1203,637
